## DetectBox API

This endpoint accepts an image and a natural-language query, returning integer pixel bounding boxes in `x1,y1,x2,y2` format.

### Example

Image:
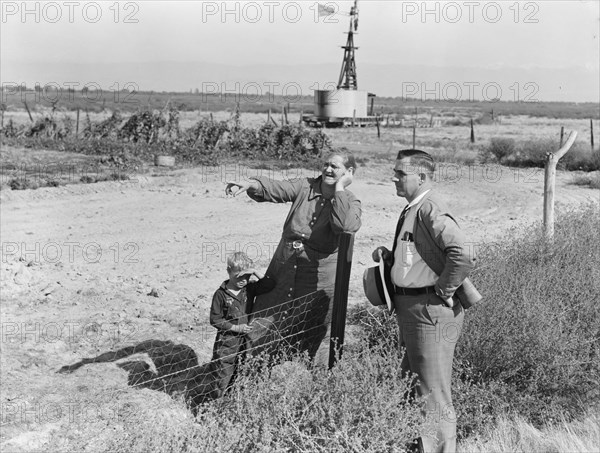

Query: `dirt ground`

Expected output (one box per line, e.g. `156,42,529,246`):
1,149,598,450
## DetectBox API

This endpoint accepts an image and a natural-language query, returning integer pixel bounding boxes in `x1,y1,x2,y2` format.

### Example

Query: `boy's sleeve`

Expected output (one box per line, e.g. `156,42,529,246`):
210,289,232,331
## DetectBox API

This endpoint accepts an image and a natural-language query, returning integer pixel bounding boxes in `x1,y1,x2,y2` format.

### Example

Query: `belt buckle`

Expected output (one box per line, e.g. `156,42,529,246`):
292,240,304,252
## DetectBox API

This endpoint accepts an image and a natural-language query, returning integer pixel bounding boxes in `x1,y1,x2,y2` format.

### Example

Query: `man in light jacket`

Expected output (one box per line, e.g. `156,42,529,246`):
373,149,481,453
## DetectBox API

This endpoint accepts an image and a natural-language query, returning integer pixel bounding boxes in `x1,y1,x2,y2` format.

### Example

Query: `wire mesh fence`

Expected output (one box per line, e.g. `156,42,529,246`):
56,287,385,412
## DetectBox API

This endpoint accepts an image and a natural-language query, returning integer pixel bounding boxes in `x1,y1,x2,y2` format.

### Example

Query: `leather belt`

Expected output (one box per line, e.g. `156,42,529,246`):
394,285,436,296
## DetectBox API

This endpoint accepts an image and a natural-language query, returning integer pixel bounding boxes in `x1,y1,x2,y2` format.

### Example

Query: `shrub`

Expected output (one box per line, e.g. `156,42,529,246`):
459,203,600,424
9,177,38,190
570,173,600,189
348,205,600,434
484,137,516,162
562,144,600,171
481,137,600,171
58,347,425,453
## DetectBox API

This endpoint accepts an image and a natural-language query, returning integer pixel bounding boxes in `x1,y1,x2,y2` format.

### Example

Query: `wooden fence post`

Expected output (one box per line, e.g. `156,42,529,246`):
23,101,33,123
544,131,577,239
329,232,354,369
470,118,475,143
591,119,594,151
412,125,416,149
559,126,564,148
75,108,80,137
376,116,380,139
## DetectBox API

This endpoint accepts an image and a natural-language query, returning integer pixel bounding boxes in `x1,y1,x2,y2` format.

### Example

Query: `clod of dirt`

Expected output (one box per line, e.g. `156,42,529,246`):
14,263,33,285
147,288,161,298
41,282,60,295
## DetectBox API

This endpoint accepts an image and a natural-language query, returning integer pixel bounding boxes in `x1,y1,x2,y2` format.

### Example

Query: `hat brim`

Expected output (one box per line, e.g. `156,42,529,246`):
363,259,394,312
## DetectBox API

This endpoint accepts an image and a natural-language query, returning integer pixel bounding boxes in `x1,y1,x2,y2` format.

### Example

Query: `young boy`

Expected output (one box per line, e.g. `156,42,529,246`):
209,252,275,397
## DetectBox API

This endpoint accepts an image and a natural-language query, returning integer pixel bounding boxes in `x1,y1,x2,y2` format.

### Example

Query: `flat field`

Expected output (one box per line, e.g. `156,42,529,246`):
1,109,599,451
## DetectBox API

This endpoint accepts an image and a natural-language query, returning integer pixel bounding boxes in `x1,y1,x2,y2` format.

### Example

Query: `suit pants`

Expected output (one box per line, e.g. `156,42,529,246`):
394,292,464,453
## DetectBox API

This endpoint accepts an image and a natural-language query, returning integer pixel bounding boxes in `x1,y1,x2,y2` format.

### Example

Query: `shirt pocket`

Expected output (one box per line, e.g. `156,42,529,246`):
400,239,417,267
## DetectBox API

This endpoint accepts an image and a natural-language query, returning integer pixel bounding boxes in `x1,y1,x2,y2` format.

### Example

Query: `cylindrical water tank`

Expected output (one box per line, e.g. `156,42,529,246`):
314,90,368,118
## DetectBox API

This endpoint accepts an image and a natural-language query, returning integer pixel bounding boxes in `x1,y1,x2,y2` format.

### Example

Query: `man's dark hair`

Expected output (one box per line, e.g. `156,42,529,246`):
396,149,435,177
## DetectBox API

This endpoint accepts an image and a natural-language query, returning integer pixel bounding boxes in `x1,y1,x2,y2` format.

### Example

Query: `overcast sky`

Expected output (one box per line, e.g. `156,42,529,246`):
2,1,599,101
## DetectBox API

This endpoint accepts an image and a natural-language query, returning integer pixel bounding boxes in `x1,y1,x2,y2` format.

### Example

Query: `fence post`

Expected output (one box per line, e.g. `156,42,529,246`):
591,119,594,151
544,131,577,239
23,101,34,122
412,125,416,149
75,108,80,137
559,126,564,147
470,118,475,143
329,232,354,369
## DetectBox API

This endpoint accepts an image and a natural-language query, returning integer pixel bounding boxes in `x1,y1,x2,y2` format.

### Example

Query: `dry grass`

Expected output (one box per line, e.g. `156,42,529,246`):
459,412,600,453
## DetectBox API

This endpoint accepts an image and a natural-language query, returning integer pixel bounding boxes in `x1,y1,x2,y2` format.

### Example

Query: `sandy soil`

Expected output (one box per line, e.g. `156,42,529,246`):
0,156,598,450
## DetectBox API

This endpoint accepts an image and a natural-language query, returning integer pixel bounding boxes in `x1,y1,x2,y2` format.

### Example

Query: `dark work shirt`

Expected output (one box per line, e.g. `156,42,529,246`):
248,176,362,253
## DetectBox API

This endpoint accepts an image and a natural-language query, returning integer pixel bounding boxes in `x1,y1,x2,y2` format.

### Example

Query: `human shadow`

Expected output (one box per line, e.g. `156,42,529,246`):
57,339,218,414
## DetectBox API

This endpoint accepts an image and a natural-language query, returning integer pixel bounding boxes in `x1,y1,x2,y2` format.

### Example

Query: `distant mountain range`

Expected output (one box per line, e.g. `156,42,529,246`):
2,60,598,103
